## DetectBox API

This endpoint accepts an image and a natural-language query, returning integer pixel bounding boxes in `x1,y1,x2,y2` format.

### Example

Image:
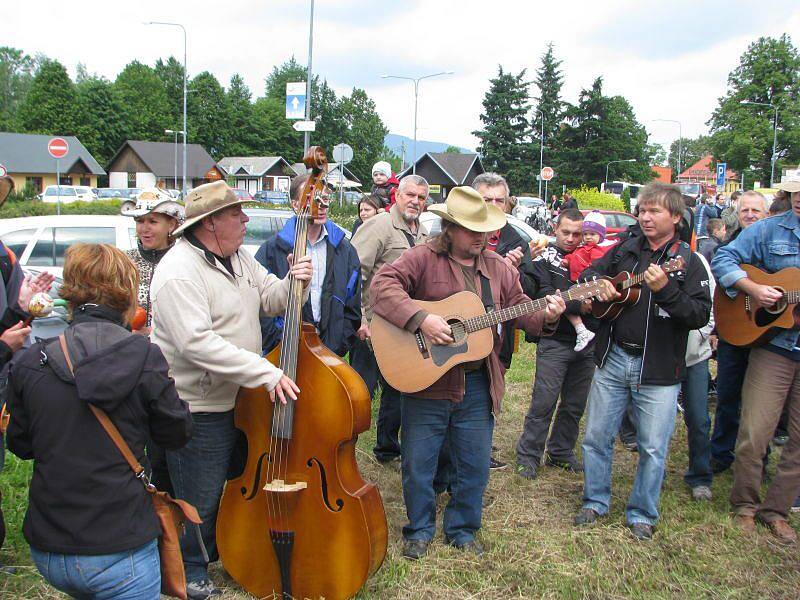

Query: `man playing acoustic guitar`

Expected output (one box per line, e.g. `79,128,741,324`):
370,187,565,560
711,179,800,544
574,182,711,540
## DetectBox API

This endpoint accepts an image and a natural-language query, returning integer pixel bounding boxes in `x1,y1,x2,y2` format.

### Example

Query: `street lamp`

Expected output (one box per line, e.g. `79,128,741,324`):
652,118,682,181
740,100,779,188
606,159,637,184
533,108,544,199
144,21,188,195
304,0,315,154
165,129,185,190
381,71,454,174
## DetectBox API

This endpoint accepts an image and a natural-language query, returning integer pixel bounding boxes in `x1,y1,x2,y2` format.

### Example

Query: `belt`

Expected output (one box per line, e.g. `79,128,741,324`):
616,340,645,356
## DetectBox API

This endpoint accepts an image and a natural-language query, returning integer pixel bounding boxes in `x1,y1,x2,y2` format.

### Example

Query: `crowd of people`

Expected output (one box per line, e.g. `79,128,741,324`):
0,164,797,599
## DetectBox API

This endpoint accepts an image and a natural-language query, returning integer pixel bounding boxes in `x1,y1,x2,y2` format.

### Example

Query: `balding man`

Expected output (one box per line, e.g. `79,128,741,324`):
709,191,768,475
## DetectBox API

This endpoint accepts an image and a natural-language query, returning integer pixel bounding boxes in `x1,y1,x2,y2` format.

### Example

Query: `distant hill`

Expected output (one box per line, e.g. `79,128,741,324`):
384,133,473,162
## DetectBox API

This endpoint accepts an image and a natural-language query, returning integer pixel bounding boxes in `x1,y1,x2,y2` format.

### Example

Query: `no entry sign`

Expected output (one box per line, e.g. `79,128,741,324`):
48,137,69,159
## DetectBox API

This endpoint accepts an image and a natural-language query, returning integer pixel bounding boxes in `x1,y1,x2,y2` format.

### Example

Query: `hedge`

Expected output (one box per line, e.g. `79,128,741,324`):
568,185,625,211
0,200,124,219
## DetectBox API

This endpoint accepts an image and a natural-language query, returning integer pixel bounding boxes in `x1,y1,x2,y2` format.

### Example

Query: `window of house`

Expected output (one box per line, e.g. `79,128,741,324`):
28,227,116,267
79,176,91,187
59,175,73,185
25,177,43,194
127,172,136,188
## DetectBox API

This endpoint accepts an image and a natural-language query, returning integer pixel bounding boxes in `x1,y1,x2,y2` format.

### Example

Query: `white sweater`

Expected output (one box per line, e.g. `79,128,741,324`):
150,237,303,412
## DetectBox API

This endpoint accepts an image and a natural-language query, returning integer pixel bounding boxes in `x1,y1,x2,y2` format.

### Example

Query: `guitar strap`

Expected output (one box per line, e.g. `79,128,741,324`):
401,230,416,248
479,273,494,312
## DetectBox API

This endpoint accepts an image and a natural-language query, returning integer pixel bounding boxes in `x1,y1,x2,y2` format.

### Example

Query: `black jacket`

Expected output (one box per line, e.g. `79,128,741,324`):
256,218,362,357
6,305,191,555
495,223,537,368
531,244,598,344
581,234,711,385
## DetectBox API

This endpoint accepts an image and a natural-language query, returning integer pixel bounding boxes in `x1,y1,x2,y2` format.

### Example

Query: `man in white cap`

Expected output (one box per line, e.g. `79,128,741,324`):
149,180,312,599
370,186,565,560
711,179,800,544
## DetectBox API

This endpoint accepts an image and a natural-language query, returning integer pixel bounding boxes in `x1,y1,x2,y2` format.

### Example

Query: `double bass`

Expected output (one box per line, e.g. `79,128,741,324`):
217,147,387,599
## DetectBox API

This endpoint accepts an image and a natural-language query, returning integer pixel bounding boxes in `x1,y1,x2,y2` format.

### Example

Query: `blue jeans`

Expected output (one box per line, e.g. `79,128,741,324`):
401,370,494,545
682,360,712,488
167,410,238,583
30,539,160,599
710,340,750,466
582,344,679,526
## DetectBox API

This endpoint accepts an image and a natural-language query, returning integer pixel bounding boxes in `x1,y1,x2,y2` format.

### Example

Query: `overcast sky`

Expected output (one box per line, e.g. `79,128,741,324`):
6,0,800,156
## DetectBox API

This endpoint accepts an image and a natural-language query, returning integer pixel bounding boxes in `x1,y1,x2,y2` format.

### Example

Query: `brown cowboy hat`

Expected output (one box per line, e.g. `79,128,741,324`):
427,186,506,233
172,180,249,236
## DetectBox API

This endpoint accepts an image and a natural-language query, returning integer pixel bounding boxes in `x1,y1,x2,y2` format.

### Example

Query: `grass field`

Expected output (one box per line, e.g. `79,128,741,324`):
1,341,798,599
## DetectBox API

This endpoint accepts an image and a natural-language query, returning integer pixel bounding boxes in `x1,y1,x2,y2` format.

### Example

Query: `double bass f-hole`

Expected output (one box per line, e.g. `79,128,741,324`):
241,452,272,501
307,457,344,512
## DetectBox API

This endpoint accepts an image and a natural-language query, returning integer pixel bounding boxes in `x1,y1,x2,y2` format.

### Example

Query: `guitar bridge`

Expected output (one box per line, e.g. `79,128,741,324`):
415,331,430,359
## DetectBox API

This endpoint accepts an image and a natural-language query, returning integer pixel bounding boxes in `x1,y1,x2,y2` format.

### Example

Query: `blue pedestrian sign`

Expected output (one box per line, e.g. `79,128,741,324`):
716,162,727,188
286,82,306,120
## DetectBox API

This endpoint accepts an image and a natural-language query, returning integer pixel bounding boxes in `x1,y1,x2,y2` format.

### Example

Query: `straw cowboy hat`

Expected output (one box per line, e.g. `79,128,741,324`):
120,187,185,222
427,186,507,233
173,180,249,236
777,179,800,193
0,176,14,207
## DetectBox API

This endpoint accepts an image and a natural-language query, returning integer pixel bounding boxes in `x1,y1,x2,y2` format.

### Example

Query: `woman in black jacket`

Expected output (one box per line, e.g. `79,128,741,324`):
6,243,192,600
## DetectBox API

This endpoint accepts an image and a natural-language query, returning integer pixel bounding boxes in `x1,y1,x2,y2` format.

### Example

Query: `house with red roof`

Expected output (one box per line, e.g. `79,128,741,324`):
677,155,740,194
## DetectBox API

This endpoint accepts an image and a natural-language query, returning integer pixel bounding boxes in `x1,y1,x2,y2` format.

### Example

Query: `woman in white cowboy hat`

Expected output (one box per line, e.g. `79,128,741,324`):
121,188,185,335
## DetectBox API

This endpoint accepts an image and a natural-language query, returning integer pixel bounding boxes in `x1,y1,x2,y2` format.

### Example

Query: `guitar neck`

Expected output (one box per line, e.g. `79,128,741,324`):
464,287,590,333
786,290,800,304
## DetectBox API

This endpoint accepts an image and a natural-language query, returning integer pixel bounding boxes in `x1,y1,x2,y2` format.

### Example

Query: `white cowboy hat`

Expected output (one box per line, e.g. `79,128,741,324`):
777,180,800,193
121,188,185,222
172,180,249,236
427,186,507,233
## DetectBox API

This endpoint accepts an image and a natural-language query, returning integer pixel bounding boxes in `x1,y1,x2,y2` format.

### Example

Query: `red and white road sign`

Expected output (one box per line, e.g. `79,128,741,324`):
48,137,69,159
0,164,6,177
540,166,554,181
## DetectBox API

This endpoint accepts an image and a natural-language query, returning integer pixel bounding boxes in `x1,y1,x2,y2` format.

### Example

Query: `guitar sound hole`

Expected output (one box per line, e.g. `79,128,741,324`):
765,287,787,315
447,318,467,345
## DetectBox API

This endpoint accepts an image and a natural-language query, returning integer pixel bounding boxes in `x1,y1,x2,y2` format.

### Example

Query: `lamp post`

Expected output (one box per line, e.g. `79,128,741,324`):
533,108,544,199
381,71,454,174
144,21,188,195
740,100,779,188
165,129,185,190
652,118,682,181
605,159,637,184
304,0,315,154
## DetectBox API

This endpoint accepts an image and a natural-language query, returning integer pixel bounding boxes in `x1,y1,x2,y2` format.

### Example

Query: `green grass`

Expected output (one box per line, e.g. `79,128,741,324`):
2,341,798,598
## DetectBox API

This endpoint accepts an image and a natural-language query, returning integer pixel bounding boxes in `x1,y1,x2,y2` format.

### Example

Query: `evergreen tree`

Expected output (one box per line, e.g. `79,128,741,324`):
251,97,301,161
225,74,258,156
532,43,566,193
264,57,315,100
188,71,229,159
74,77,127,164
473,66,533,193
339,88,389,183
708,35,800,187
0,47,40,130
16,59,78,135
114,60,170,141
313,80,348,155
444,145,462,154
667,135,713,179
154,56,185,132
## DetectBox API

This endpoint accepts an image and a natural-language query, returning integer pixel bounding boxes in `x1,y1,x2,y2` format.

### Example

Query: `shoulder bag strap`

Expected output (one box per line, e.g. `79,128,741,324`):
58,334,148,483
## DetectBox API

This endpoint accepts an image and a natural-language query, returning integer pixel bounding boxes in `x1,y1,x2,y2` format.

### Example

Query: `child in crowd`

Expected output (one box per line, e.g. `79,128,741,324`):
370,161,399,208
562,211,617,351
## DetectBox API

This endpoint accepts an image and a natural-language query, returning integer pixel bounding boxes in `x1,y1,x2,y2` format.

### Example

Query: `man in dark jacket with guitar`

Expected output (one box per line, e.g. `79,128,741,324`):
371,187,565,560
574,182,711,540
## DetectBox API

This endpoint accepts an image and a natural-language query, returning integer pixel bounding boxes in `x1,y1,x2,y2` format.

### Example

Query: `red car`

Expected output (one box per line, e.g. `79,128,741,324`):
580,210,637,238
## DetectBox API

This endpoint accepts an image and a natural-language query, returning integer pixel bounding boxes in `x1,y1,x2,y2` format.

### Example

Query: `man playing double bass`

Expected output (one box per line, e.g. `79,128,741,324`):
150,181,312,600
370,187,565,560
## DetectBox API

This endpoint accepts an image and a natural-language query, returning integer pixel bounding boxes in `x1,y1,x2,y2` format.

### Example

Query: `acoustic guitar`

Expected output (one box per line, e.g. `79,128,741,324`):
371,280,606,393
590,256,686,320
714,264,800,347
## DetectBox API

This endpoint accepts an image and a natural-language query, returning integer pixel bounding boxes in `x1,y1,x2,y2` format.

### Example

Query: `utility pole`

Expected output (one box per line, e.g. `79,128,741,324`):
304,0,315,154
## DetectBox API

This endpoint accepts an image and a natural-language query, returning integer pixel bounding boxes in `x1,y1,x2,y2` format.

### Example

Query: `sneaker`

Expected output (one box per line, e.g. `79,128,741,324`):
574,329,595,352
574,507,599,526
791,495,800,513
773,434,789,447
544,454,584,473
186,579,222,600
489,457,508,470
691,485,713,502
451,539,484,556
516,462,538,480
628,522,653,540
402,538,430,560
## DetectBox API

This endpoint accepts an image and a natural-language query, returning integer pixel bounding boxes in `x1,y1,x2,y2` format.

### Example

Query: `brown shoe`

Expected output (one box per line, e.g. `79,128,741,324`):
734,515,756,533
762,519,797,544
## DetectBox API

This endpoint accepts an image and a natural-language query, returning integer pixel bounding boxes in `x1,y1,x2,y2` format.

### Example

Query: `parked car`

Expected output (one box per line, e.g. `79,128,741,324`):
39,185,95,203
0,215,137,277
241,208,350,256
253,190,290,205
340,190,364,204
580,209,638,238
96,188,141,200
232,188,254,202
419,211,547,245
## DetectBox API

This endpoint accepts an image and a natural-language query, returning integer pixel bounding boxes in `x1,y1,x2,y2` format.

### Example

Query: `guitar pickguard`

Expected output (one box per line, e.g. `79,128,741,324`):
430,339,468,366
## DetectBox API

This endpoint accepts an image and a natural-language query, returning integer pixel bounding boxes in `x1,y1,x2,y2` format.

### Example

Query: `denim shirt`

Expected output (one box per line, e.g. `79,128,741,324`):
711,210,800,351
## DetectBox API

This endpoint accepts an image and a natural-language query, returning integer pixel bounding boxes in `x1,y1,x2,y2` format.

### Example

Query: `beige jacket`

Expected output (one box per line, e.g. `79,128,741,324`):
150,237,305,413
350,204,428,321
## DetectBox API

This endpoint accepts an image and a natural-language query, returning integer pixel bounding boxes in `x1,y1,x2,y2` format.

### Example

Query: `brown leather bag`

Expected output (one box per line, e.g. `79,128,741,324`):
59,335,201,600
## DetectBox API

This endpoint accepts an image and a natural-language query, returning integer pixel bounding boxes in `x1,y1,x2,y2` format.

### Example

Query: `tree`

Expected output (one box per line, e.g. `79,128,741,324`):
188,71,229,158
444,145,462,154
556,77,652,188
667,135,713,178
0,47,40,130
473,66,533,193
154,56,185,132
532,43,566,190
708,35,800,187
339,88,389,183
74,77,127,164
16,59,78,135
312,80,348,154
264,57,314,100
250,97,301,161
377,146,402,174
114,61,170,141
226,74,258,156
